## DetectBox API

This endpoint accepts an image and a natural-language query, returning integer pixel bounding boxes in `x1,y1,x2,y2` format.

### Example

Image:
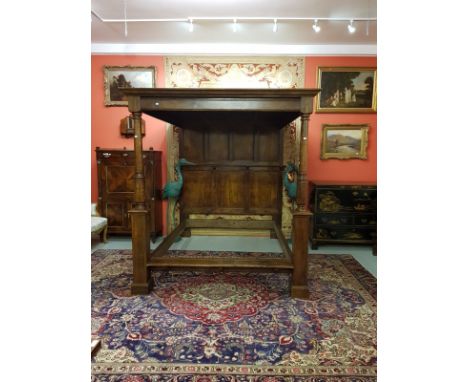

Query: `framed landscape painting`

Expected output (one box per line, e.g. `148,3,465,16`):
316,67,377,113
103,66,156,106
321,124,369,160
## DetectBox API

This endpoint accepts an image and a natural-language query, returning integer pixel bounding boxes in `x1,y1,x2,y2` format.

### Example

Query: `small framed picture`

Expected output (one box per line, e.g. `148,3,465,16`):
316,67,377,113
320,124,369,160
103,66,156,106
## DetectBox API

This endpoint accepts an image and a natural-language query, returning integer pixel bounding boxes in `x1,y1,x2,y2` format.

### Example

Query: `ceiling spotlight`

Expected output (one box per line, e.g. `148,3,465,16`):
312,19,321,33
233,18,238,32
273,18,278,32
188,18,194,32
348,20,356,34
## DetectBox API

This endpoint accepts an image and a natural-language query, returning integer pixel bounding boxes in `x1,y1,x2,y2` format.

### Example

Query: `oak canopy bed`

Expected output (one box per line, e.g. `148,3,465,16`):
123,88,320,298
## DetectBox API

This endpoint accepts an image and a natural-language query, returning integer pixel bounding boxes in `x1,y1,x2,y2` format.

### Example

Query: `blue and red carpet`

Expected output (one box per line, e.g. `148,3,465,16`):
91,249,376,381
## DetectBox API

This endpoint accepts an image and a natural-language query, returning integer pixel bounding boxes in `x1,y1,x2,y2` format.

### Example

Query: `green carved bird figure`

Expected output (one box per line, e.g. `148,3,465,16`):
162,158,195,233
283,162,299,203
284,162,299,245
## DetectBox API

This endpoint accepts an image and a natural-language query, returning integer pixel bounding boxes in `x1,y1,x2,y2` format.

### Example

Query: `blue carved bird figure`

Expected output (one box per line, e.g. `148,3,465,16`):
283,162,299,209
162,158,195,234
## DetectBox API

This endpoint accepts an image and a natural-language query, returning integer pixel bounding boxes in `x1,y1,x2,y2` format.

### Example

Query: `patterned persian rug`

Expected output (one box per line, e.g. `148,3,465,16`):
91,249,376,381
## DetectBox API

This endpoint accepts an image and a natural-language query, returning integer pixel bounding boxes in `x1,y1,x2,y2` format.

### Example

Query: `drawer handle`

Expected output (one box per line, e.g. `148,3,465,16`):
102,152,112,158
122,153,129,157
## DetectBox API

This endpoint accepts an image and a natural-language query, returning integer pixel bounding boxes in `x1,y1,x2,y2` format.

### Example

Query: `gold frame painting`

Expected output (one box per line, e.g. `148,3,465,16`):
316,67,377,113
103,66,156,106
321,124,369,160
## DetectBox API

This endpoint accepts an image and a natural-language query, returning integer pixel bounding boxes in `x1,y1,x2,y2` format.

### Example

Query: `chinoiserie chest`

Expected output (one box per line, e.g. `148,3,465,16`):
96,147,162,240
309,183,377,249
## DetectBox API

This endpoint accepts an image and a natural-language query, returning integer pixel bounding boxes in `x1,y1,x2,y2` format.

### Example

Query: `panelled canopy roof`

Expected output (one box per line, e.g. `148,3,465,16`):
122,88,320,130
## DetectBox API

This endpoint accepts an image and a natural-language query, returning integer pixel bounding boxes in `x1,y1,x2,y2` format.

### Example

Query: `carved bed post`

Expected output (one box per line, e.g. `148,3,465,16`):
291,104,312,298
128,97,152,295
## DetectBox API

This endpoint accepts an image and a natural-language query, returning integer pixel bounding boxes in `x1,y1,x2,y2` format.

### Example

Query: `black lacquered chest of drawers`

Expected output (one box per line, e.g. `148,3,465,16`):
309,183,377,249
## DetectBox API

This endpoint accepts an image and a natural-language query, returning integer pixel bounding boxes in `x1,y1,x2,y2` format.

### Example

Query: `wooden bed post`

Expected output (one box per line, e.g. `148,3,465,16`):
291,106,312,298
128,97,152,295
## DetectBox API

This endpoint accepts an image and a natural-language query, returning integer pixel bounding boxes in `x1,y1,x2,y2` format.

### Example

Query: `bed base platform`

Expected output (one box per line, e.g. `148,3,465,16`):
131,217,310,298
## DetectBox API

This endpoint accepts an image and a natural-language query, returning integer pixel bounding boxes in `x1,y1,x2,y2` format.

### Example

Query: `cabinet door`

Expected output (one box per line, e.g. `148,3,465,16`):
97,151,133,234
104,197,132,233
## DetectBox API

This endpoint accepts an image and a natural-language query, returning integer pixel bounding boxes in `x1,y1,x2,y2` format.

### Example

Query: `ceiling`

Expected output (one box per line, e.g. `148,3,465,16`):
91,0,377,55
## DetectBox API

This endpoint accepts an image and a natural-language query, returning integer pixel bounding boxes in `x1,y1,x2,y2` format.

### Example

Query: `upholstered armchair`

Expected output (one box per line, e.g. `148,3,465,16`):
91,203,108,242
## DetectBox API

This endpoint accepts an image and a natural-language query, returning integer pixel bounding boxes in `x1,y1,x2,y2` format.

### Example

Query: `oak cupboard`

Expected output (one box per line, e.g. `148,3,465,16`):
96,147,162,241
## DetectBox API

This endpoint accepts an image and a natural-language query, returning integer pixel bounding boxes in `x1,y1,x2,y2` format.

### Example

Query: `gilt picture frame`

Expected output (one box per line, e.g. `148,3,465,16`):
103,66,156,106
316,67,377,113
321,124,369,160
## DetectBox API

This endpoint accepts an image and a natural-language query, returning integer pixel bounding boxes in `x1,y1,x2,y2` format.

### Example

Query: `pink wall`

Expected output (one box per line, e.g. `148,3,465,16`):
91,55,167,203
91,55,377,233
305,56,377,183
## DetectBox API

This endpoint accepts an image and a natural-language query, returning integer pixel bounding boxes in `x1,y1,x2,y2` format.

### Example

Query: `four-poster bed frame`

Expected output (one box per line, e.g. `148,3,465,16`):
122,88,320,298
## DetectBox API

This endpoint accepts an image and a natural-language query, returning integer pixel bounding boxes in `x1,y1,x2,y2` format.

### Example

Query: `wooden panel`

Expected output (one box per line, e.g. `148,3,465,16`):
181,170,214,210
231,131,254,161
181,166,282,216
105,200,128,230
249,169,280,212
215,169,247,213
256,129,280,162
181,128,204,162
207,127,229,161
106,166,135,193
